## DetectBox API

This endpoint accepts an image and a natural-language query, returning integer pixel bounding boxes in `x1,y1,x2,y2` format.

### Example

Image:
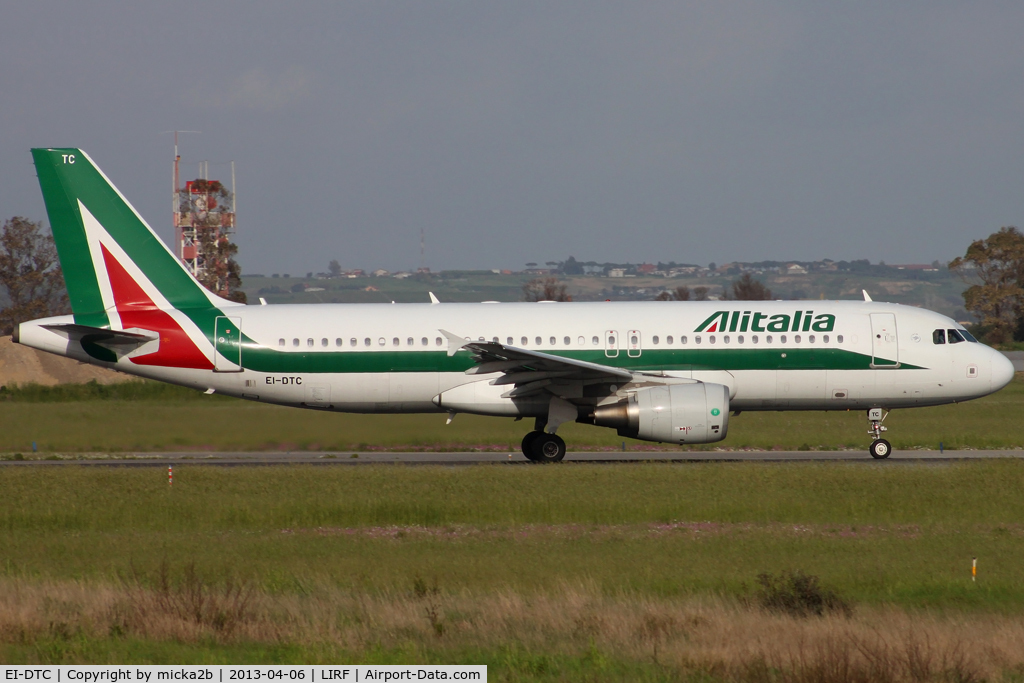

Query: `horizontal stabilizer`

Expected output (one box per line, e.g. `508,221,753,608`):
42,323,158,347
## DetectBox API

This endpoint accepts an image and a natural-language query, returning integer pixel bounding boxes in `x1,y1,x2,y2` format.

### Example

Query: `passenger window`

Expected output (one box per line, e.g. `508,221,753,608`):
307,338,314,347
321,338,328,347
292,338,300,347
592,336,599,345
652,336,660,345
933,329,946,344
666,336,673,344
836,335,843,343
550,336,556,345
822,335,828,343
350,338,357,347
723,335,730,344
407,337,414,346
794,335,801,343
563,336,570,345
809,335,815,343
493,337,499,343
507,337,514,345
737,336,744,344
578,336,585,345
681,336,689,345
364,338,371,346
393,337,400,346
631,334,639,345
278,338,285,347
536,336,542,345
708,335,715,345
522,336,528,345
780,335,787,344
422,337,428,346
435,337,443,346
947,329,965,344
378,338,386,346
752,335,759,344
336,338,343,346
695,336,701,345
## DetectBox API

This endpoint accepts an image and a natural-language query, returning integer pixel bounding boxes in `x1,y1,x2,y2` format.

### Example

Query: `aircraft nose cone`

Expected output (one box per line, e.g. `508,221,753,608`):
992,350,1016,391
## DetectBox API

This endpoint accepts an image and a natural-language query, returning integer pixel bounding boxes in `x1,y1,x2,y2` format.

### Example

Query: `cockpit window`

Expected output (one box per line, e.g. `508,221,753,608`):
947,329,965,344
959,328,978,342
932,329,945,344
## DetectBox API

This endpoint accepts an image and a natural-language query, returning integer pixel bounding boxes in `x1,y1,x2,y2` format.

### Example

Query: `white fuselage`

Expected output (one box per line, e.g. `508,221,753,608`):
18,300,1015,418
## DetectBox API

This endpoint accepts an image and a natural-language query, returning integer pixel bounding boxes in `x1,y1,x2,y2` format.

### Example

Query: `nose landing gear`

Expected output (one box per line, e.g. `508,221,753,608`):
867,408,891,459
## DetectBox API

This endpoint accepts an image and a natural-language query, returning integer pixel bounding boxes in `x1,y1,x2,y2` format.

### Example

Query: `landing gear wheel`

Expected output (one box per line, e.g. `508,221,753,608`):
521,431,542,461
530,433,566,463
870,439,892,459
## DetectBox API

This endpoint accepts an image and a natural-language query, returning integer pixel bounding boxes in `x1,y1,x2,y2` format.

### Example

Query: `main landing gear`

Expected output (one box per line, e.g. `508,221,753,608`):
867,408,891,459
520,420,567,463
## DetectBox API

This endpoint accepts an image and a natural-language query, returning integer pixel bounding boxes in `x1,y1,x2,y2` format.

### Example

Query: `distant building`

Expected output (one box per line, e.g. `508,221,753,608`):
638,263,656,274
786,264,808,275
608,268,627,278
372,269,390,277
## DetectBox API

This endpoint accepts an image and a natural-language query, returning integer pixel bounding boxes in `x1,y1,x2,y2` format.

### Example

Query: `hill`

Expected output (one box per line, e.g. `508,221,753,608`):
0,336,127,387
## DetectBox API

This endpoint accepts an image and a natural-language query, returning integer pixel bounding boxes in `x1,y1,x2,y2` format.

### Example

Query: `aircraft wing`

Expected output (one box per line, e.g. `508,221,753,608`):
439,329,631,399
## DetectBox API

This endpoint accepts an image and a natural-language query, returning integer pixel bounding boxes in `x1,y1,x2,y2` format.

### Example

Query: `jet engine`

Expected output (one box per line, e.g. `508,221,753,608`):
590,383,729,444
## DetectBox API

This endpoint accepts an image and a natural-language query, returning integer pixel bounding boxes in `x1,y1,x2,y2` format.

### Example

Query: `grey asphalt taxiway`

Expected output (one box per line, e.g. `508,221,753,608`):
0,450,1020,466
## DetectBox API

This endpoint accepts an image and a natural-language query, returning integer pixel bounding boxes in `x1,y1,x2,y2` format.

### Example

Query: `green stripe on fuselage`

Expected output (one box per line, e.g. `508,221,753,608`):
236,346,919,374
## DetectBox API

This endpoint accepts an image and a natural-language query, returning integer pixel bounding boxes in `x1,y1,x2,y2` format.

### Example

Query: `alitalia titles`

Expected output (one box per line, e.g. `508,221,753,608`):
694,310,836,334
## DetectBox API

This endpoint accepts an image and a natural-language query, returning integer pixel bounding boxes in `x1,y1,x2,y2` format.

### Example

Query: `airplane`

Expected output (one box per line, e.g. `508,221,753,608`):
13,149,1016,461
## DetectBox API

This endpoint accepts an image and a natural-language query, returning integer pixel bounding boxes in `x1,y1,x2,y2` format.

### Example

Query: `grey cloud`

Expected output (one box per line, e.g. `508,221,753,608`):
189,67,314,111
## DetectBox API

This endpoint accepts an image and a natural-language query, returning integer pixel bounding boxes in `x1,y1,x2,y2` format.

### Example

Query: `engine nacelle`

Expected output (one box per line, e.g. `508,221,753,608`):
591,383,729,444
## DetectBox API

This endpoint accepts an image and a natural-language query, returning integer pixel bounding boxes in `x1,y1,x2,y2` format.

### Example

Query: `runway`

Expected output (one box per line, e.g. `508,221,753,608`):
0,449,1021,466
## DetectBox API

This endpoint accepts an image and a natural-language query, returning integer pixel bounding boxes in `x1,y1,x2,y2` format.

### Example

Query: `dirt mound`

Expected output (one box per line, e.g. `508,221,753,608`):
0,336,128,387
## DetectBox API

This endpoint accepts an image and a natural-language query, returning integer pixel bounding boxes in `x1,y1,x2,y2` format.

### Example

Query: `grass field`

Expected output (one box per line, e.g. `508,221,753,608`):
1,374,1022,453
3,461,1024,678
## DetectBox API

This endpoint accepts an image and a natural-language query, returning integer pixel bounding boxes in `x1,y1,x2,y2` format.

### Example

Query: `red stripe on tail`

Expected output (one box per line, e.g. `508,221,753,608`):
101,244,214,369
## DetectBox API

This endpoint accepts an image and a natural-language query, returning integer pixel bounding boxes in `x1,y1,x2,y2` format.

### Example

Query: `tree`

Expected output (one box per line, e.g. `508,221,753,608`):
658,285,710,301
0,217,69,335
562,256,584,275
523,277,571,302
328,259,342,277
949,226,1024,344
655,286,691,301
723,272,773,301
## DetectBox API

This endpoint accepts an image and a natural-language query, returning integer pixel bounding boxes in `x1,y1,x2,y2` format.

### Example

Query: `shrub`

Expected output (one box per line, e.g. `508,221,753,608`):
754,570,852,618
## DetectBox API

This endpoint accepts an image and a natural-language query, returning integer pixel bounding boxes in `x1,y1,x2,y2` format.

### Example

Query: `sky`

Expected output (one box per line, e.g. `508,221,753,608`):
1,2,1023,274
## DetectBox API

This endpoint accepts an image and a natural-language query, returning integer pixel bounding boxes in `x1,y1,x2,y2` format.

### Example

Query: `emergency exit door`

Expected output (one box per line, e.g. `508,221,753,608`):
605,330,619,358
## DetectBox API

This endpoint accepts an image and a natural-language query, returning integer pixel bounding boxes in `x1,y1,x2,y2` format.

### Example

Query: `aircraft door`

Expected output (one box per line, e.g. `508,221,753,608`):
627,330,641,358
870,313,899,367
605,330,619,358
214,316,243,372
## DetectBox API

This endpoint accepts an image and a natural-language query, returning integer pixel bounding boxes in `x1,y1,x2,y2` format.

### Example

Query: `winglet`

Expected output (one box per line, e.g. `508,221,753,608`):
862,290,873,302
439,329,470,357
429,292,440,304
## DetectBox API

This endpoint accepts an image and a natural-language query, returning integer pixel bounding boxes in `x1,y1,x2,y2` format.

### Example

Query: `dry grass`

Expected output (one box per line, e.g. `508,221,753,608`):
2,576,1023,679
